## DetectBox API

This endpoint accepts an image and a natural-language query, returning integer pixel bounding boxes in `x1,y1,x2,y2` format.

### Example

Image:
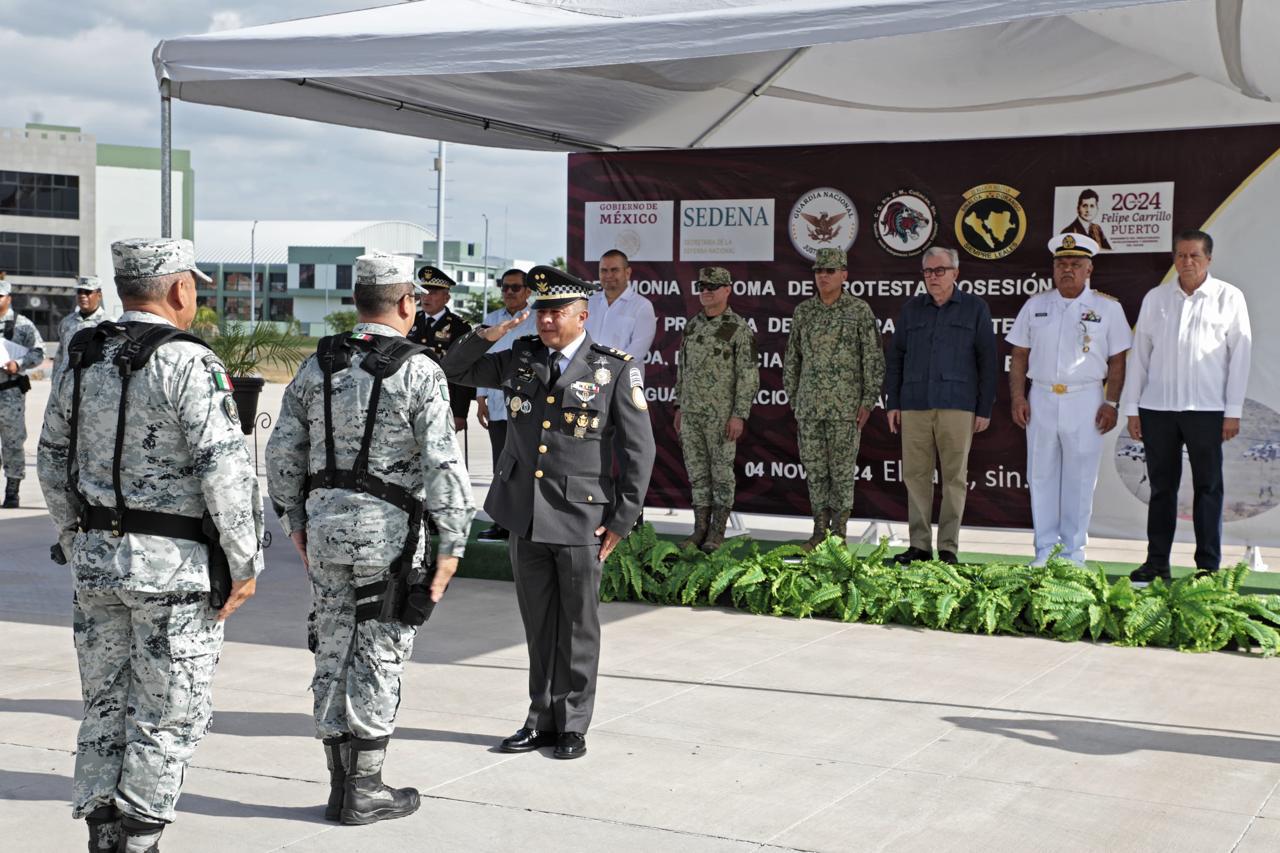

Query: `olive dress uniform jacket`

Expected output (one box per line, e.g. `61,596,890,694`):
409,307,475,421
443,331,655,546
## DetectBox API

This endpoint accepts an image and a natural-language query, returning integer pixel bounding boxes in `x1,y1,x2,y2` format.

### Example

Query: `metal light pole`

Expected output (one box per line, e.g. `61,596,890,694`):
435,141,446,269
249,219,258,323
160,80,171,238
481,213,490,319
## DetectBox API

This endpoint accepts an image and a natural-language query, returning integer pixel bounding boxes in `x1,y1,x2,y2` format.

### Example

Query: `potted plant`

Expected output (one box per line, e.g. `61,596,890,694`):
194,311,310,434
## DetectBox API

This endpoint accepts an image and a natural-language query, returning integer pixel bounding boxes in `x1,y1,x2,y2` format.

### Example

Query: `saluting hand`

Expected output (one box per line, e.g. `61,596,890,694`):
478,311,530,342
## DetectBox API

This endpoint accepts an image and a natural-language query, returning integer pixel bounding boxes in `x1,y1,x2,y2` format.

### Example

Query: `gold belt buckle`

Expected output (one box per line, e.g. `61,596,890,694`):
1051,383,1067,395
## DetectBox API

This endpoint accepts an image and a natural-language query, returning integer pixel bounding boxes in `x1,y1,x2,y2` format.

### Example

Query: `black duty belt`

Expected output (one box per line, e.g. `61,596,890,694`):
79,504,210,543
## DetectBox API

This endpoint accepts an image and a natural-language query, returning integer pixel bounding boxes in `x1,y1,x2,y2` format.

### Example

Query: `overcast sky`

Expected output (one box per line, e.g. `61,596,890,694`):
0,0,569,263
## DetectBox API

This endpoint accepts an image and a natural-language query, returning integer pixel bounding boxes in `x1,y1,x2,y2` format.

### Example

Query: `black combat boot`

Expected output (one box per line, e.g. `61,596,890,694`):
118,815,165,852
341,735,421,825
322,734,349,821
85,804,120,852
2,478,18,508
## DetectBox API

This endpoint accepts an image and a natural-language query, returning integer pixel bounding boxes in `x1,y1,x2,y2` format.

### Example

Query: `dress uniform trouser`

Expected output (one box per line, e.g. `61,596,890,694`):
510,536,603,734
72,588,223,824
1026,383,1104,564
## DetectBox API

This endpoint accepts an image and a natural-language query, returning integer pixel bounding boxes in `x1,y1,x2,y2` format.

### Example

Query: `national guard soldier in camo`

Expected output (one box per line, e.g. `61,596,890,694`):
267,251,475,826
783,247,885,549
37,237,264,852
673,266,759,552
443,265,655,761
52,275,113,382
0,275,46,507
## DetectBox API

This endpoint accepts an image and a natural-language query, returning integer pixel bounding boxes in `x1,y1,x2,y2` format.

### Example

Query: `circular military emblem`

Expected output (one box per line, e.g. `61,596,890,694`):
788,187,858,261
221,395,240,426
873,189,937,257
954,183,1027,260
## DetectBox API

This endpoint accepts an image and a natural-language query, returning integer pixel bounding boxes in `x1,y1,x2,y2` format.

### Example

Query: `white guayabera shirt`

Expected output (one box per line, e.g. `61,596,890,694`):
1121,276,1252,418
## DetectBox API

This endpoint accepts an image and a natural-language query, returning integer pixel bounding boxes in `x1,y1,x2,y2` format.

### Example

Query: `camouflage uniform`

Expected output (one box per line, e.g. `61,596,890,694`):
36,237,264,838
267,251,474,825
1,282,45,492
674,267,759,549
51,276,112,383
267,319,474,740
783,249,884,542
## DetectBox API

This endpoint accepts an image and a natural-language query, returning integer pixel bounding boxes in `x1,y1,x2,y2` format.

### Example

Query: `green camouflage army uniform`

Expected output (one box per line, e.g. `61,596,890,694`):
37,283,264,827
783,291,884,523
267,320,475,742
1,304,45,483
675,307,758,507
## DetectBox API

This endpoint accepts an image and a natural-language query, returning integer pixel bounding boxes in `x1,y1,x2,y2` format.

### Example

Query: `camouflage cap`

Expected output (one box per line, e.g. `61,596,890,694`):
697,266,731,288
0,279,10,297
528,265,599,309
355,252,425,293
812,247,847,269
416,264,456,291
76,275,102,292
111,238,213,284
1048,233,1099,259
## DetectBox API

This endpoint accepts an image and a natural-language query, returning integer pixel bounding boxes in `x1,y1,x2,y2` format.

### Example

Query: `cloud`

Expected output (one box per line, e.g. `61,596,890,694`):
0,3,569,262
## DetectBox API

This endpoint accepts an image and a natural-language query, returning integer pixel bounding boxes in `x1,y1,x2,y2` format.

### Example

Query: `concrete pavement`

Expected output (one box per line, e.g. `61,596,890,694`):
3,376,1280,851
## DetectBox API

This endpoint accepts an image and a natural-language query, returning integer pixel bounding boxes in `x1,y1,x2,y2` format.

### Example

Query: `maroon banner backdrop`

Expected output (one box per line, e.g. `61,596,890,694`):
566,125,1280,527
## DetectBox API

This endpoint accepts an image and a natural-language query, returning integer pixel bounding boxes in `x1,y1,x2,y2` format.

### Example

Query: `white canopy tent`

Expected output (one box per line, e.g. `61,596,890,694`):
150,0,1280,233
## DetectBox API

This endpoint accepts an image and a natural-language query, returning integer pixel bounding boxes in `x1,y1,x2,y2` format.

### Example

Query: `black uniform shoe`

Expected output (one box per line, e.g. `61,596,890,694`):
937,550,960,565
891,547,932,566
2,479,18,508
554,732,587,759
1193,568,1219,579
341,736,420,826
476,525,509,541
499,727,557,753
1129,562,1171,584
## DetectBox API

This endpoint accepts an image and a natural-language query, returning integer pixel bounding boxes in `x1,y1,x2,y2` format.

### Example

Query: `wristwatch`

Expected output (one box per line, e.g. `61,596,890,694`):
1103,400,1119,408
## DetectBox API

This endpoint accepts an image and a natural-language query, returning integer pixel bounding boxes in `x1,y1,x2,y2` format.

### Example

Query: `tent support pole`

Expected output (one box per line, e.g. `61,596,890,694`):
160,79,172,238
690,47,808,148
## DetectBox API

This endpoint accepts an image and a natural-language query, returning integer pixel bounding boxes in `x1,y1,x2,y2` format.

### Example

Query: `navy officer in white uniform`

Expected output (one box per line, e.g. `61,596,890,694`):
1007,233,1131,566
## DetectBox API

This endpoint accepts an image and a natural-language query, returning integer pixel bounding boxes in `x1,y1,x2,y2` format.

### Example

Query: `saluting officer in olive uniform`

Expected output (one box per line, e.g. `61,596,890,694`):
443,266,655,760
408,265,474,431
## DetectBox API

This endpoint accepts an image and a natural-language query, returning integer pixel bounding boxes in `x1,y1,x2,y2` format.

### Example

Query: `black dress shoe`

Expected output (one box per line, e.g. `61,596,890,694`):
1129,562,1171,584
937,550,959,565
891,547,932,566
1193,568,1219,579
498,727,557,753
554,732,587,760
477,525,509,541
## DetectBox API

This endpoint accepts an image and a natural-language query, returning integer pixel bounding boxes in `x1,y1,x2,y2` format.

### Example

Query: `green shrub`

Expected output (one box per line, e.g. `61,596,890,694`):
601,526,1280,656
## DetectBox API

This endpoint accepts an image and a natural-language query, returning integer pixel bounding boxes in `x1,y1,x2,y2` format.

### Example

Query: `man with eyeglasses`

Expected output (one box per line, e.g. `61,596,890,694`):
1008,234,1130,566
784,247,885,549
673,266,759,551
885,246,997,565
1122,229,1251,582
52,275,114,382
475,269,537,540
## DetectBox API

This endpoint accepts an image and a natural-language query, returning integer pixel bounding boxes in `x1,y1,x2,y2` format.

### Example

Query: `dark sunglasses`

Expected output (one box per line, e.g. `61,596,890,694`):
500,284,526,293
813,267,842,275
694,282,729,293
75,289,97,296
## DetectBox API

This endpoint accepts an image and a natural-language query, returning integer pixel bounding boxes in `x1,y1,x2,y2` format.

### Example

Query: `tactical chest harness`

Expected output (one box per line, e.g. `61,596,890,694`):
0,317,31,394
309,333,435,624
64,321,233,607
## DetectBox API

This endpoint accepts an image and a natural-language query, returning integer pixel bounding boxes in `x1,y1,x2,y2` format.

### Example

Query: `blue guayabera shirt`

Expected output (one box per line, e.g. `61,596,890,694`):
885,288,998,417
